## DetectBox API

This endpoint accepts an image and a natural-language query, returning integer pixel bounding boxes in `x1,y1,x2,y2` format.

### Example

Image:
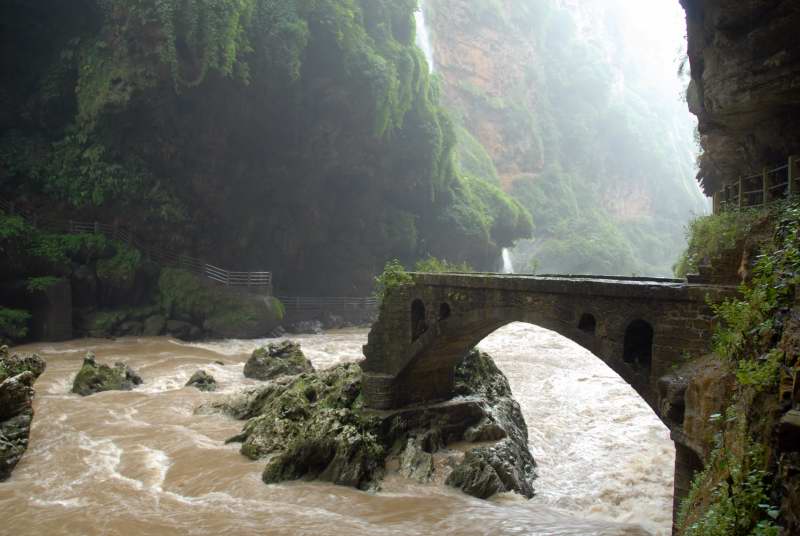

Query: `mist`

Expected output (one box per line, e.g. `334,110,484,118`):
422,0,708,276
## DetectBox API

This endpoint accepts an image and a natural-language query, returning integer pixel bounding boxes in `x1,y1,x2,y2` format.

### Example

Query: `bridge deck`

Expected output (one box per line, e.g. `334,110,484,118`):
409,272,736,301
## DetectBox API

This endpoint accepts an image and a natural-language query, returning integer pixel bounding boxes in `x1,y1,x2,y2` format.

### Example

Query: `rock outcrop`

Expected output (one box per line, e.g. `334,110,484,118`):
185,370,217,392
681,0,800,193
243,341,314,381
0,346,46,481
211,349,536,499
71,352,142,396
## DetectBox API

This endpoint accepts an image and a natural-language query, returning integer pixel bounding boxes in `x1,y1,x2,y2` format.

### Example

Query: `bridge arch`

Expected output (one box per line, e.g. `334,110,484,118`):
361,273,727,416
388,305,655,409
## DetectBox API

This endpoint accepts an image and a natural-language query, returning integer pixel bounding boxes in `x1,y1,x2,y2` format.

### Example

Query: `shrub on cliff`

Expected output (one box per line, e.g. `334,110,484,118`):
674,209,761,278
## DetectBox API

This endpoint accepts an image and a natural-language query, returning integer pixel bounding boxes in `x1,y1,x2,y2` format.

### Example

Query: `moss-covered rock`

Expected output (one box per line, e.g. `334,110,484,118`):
185,370,216,392
0,346,46,481
71,351,142,396
159,269,282,339
243,341,314,381
212,348,536,498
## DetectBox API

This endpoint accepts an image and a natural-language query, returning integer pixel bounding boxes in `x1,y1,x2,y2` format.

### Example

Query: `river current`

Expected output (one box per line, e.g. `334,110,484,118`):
0,323,674,536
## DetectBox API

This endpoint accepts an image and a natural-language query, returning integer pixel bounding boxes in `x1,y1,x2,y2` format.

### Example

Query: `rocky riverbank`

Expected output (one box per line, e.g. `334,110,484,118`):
0,346,46,481
206,346,536,499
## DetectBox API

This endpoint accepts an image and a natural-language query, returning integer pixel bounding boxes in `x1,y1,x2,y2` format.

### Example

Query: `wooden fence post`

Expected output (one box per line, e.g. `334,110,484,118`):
94,221,100,234
790,155,796,197
762,167,769,207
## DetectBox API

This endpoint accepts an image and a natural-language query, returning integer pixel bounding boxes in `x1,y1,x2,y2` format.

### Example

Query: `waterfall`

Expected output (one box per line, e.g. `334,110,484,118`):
501,248,515,274
414,2,435,73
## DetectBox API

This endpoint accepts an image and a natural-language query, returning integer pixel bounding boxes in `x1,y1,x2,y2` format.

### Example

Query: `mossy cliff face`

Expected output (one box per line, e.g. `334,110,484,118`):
0,346,46,481
681,0,800,194
0,0,531,296
210,348,536,499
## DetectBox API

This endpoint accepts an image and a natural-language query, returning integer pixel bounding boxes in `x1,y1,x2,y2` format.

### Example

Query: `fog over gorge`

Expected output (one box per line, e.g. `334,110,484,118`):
421,0,708,276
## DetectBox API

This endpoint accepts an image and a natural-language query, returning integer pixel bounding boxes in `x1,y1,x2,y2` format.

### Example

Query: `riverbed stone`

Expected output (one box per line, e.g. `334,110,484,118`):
243,341,314,381
186,370,217,392
0,346,46,481
71,352,143,396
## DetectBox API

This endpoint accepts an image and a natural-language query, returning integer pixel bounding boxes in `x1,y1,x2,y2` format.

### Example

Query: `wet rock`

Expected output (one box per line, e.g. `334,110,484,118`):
143,315,166,336
118,320,143,336
165,320,199,340
0,346,46,481
186,370,217,392
243,341,314,381
398,437,434,483
446,439,536,499
285,320,323,335
218,348,535,499
71,352,143,396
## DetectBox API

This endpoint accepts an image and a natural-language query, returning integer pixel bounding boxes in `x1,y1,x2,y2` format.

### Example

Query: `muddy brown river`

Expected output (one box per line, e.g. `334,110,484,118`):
0,324,674,535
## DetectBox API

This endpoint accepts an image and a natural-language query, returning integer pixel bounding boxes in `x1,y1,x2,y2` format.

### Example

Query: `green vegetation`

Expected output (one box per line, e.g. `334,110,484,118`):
674,209,761,278
414,256,473,273
680,438,780,536
158,268,280,337
26,276,62,293
373,260,412,302
0,308,31,343
1,0,530,294
96,244,142,288
678,202,799,535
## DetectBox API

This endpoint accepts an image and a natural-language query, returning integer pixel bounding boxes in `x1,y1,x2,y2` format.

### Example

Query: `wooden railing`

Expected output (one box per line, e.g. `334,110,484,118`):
0,198,272,292
277,296,378,311
713,155,799,213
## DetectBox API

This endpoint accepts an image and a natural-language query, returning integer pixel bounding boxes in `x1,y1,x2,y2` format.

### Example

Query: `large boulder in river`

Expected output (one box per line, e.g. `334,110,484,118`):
0,346,46,481
243,341,314,381
208,348,536,498
71,352,143,396
186,370,217,392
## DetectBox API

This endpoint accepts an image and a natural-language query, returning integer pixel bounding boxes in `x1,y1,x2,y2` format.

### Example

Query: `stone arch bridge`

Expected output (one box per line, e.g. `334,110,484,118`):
362,273,735,414
361,272,738,531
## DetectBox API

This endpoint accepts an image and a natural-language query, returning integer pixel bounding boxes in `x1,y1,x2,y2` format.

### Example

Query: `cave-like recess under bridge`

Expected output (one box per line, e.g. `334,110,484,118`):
361,272,735,414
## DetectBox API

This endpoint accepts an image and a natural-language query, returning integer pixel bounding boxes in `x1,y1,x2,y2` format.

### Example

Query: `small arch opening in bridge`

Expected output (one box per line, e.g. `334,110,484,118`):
578,313,596,334
623,319,654,370
411,299,427,341
439,302,451,321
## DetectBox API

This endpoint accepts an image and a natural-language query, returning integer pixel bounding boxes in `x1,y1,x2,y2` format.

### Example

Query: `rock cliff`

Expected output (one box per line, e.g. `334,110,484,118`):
681,0,800,194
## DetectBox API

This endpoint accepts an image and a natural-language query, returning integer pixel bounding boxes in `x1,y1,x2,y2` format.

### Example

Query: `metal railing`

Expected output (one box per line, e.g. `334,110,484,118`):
277,296,378,311
714,155,799,213
0,198,272,292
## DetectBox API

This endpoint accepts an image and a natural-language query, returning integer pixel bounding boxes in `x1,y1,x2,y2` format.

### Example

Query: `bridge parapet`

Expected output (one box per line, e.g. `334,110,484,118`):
362,273,737,415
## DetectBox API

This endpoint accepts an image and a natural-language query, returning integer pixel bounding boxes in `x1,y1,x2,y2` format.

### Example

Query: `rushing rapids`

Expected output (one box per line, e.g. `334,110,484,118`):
0,325,674,536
